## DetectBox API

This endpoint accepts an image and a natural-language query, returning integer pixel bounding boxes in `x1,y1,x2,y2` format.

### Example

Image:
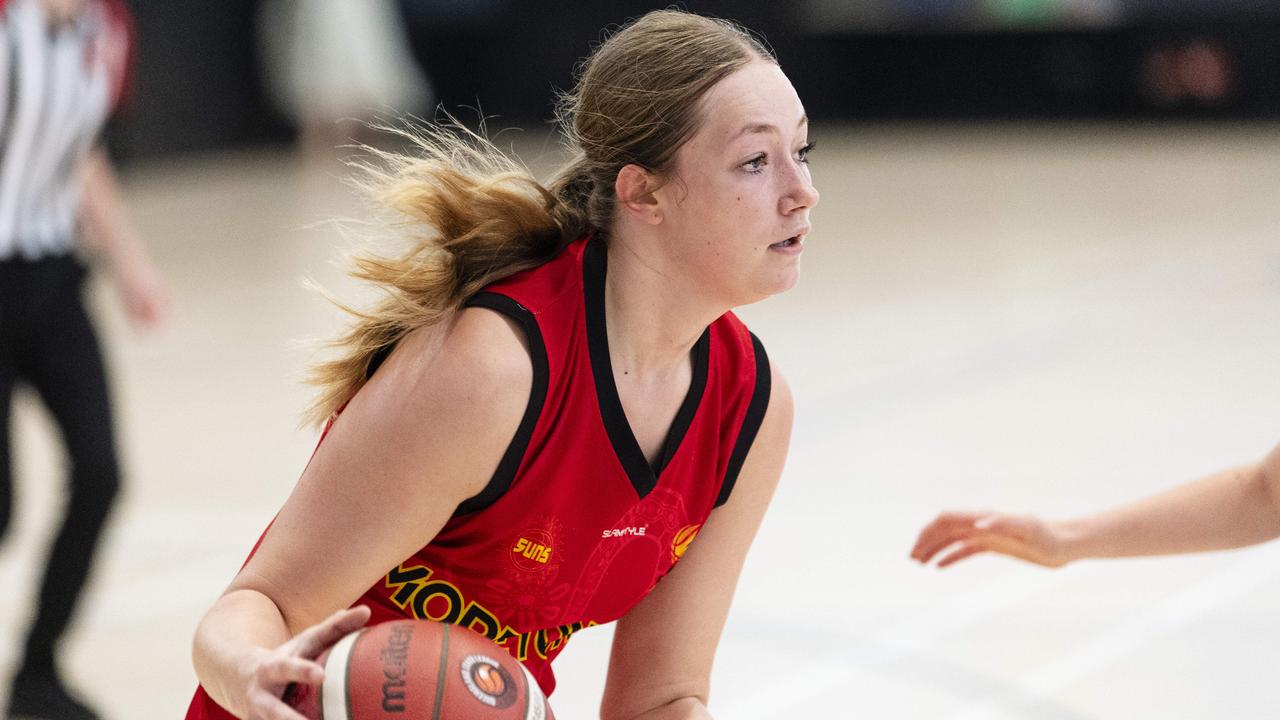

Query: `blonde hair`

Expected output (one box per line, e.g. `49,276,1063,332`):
305,10,775,426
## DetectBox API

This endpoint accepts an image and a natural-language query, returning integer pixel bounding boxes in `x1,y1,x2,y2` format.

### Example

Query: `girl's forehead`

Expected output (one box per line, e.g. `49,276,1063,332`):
696,63,805,141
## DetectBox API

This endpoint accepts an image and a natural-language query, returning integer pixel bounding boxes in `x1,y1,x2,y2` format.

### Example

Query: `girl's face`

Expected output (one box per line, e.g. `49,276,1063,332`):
654,60,819,308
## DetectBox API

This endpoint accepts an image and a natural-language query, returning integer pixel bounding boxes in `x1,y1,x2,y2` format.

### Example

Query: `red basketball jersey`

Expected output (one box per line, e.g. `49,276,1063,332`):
186,236,770,717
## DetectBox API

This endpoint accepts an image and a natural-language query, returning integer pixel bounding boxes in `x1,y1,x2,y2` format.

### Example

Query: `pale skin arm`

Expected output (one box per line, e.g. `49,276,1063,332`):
191,308,532,720
78,146,171,330
599,368,793,720
912,441,1280,569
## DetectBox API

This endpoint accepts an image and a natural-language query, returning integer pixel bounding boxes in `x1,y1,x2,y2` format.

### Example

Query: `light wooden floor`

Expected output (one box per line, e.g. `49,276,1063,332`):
2,123,1278,719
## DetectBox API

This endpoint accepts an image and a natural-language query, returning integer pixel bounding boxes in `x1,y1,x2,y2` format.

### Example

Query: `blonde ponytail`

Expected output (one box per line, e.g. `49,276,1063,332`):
304,124,572,426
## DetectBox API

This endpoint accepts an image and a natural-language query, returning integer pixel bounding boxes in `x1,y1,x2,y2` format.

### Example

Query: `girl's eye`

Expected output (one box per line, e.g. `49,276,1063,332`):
743,154,767,173
797,142,815,163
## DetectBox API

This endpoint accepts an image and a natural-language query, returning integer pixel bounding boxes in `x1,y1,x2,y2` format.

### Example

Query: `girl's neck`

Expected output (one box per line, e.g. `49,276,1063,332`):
602,235,723,376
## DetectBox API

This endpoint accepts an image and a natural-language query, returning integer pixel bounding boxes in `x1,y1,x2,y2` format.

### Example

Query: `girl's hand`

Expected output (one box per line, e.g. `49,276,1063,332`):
241,606,370,720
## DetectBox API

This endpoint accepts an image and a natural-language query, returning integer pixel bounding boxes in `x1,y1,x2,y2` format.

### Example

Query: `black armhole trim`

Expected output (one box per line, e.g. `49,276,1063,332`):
715,332,771,508
366,343,394,380
452,292,549,515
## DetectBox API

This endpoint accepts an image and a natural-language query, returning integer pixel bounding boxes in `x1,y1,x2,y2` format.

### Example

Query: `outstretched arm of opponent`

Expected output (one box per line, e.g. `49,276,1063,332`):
912,441,1280,569
192,308,532,720
600,366,793,720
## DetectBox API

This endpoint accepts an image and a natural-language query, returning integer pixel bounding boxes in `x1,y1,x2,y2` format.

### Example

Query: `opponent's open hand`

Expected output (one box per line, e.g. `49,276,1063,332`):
911,511,1071,569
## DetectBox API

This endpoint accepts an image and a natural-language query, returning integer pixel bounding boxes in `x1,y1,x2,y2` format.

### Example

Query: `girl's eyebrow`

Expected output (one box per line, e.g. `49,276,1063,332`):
731,115,809,141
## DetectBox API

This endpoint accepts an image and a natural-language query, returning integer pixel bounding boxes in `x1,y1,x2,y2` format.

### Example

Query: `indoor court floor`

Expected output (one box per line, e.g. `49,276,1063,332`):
2,122,1278,718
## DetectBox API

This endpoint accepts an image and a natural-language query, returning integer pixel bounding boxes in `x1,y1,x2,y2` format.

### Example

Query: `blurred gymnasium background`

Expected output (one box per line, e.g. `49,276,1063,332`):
3,1,1279,718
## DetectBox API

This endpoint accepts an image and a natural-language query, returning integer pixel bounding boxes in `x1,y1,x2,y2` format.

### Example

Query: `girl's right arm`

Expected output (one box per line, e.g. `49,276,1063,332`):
191,306,533,719
193,591,369,719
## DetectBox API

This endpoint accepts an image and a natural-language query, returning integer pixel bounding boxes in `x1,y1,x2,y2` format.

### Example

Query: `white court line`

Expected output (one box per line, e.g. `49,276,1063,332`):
942,541,1280,720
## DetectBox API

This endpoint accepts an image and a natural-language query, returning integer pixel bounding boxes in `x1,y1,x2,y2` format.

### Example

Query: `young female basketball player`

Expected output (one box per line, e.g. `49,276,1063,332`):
912,441,1280,568
187,9,817,720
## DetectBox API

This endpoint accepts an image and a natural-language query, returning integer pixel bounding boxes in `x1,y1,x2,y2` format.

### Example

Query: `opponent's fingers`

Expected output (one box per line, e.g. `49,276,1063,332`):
936,542,987,568
912,515,989,561
291,606,371,660
912,532,968,564
257,655,324,689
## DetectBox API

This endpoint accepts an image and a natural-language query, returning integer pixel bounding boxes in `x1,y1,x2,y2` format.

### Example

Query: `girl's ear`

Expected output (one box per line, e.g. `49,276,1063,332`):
614,164,663,225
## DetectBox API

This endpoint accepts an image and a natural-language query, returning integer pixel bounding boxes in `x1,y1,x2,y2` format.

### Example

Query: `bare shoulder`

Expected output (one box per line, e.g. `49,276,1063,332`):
762,361,794,437
1261,441,1280,491
318,305,534,506
367,305,532,418
444,304,533,375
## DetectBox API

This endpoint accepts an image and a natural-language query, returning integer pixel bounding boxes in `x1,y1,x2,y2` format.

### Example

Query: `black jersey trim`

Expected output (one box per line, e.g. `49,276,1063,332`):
365,343,394,380
583,239,710,498
452,292,549,515
715,332,771,508
653,332,709,476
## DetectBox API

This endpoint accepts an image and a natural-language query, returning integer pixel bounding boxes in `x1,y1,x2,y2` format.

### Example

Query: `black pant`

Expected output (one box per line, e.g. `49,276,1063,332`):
0,256,121,677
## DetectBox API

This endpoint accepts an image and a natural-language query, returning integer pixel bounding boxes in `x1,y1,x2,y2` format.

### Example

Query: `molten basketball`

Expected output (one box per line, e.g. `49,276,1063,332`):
286,619,554,720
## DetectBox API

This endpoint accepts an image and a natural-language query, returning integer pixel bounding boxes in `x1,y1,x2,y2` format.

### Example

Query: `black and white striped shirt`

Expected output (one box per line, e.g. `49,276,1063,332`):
0,0,129,260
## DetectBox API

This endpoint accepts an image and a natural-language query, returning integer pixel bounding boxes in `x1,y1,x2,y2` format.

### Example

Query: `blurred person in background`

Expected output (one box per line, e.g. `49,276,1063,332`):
0,0,169,718
257,0,431,156
912,441,1280,568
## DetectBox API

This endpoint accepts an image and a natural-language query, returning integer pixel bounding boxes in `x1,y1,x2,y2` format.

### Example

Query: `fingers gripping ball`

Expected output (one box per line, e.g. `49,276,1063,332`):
286,619,554,720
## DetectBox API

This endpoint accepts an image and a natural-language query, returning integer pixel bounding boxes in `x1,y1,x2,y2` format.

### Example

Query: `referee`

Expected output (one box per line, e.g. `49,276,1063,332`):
0,0,169,718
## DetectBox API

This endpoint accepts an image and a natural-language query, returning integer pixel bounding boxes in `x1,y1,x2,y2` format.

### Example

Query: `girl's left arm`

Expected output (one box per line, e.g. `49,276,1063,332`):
600,365,794,720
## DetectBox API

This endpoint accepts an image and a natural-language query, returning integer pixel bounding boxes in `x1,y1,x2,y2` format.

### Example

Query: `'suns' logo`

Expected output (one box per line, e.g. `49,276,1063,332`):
512,532,552,569
460,654,518,709
671,524,701,561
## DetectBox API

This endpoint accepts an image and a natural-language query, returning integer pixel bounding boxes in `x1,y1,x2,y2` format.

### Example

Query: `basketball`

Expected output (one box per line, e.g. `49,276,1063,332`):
285,619,554,720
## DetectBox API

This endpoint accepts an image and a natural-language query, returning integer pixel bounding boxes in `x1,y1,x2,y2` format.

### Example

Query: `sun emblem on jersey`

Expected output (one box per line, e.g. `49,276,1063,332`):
506,515,563,571
671,524,702,562
511,528,555,571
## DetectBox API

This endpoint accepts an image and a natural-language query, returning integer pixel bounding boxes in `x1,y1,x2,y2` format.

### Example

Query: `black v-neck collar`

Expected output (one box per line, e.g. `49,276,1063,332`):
582,239,710,498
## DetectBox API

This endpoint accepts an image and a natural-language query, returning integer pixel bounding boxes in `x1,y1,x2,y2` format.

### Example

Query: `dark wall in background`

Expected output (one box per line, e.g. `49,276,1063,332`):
112,0,286,160
112,0,1280,162
789,25,1280,120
